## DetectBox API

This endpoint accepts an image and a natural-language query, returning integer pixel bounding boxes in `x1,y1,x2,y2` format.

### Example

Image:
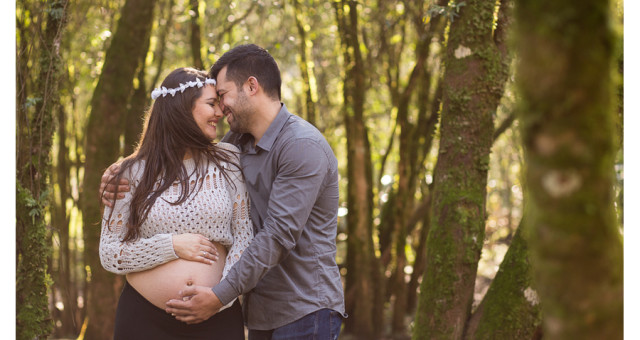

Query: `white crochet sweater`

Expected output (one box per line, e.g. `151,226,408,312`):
99,143,253,282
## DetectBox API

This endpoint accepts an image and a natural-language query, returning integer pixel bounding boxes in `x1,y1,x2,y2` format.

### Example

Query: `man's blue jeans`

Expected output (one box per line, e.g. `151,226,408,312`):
248,309,343,340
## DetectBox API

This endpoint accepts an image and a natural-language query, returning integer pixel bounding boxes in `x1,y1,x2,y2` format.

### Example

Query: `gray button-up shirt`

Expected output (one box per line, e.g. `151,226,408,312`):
213,104,346,330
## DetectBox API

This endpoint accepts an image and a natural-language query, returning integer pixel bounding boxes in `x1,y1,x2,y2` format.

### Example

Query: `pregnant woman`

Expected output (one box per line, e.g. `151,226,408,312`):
99,67,253,339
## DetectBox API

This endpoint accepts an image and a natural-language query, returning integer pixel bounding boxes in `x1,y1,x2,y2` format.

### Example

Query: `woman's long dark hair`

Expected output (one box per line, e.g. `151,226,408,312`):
104,67,241,242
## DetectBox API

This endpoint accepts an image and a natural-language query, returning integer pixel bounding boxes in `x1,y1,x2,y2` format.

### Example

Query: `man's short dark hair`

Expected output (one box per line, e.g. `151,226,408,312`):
209,44,281,101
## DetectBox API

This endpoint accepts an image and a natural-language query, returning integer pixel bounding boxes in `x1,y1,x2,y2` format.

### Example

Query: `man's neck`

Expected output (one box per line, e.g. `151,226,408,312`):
250,100,282,145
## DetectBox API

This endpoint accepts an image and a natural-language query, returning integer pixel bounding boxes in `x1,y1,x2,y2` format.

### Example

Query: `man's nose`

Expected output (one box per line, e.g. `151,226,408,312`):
212,101,224,117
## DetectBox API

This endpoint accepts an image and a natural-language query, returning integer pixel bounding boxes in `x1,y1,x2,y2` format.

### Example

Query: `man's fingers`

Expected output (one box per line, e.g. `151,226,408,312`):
107,162,122,174
102,196,113,208
175,315,203,324
178,286,198,298
105,183,129,193
165,299,190,313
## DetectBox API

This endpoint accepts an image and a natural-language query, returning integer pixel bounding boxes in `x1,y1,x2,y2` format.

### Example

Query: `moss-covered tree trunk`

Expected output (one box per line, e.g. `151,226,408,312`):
515,0,623,338
463,219,542,340
80,0,155,338
335,1,383,338
413,0,511,338
16,0,68,338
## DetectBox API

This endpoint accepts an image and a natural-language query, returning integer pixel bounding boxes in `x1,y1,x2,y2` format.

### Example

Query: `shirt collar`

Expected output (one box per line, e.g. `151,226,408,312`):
254,103,290,152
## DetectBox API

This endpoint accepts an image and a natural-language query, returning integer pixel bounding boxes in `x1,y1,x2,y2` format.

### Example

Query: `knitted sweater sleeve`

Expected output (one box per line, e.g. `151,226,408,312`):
99,162,178,274
218,143,254,280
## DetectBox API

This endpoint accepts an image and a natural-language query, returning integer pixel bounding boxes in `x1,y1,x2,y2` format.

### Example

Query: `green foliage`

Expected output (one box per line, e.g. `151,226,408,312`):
427,1,466,22
16,184,54,340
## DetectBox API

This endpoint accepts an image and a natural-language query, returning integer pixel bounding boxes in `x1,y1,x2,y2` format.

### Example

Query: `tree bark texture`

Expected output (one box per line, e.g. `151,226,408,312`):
16,0,69,338
81,0,155,338
515,0,623,338
124,30,152,155
189,0,204,70
413,0,511,338
335,1,383,338
463,220,542,340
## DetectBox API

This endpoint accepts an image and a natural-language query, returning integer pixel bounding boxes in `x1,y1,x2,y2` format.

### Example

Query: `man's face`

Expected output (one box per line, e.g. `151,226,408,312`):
216,66,253,134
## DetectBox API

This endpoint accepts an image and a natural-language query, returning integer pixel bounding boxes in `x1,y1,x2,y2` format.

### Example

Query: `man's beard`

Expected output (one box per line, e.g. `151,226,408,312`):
227,90,252,134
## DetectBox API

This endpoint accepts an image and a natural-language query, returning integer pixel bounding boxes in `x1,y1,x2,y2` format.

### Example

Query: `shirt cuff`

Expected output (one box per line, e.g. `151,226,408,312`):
211,279,237,306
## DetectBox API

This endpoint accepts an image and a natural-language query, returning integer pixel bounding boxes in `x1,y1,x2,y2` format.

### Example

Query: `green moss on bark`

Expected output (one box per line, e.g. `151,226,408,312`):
413,0,512,338
515,0,623,338
465,223,542,340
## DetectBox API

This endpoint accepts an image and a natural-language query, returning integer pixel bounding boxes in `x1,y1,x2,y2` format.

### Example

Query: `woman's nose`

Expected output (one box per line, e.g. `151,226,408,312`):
213,104,224,117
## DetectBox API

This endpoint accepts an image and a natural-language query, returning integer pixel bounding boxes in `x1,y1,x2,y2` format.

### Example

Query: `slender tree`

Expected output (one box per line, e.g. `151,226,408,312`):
292,0,317,126
515,0,623,338
413,0,511,338
16,0,69,338
124,30,152,155
189,0,204,69
334,1,382,338
383,0,447,332
80,0,155,337
51,80,80,337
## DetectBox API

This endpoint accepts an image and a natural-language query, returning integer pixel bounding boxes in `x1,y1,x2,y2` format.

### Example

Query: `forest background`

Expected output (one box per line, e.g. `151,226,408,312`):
12,0,629,339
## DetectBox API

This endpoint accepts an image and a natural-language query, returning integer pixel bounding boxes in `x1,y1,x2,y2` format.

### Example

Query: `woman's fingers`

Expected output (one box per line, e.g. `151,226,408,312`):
198,237,218,256
173,234,220,265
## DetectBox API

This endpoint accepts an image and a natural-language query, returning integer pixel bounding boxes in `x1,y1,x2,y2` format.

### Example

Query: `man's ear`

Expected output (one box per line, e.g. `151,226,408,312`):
246,76,259,95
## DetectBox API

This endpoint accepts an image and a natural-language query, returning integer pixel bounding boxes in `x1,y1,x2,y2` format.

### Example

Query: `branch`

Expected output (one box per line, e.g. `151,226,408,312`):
492,112,516,142
220,2,258,37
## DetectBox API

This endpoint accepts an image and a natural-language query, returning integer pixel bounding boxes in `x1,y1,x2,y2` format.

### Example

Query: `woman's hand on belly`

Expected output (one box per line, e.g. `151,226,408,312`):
172,233,220,264
127,247,227,309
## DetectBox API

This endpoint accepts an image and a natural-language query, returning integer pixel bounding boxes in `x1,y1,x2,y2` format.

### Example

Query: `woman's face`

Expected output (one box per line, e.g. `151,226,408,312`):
192,85,223,141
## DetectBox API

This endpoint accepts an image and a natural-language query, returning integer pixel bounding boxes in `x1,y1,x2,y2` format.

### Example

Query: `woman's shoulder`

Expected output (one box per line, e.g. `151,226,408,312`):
216,141,240,153
121,158,146,181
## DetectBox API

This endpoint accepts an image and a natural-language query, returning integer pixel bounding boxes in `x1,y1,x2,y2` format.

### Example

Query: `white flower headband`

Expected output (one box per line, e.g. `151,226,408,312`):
151,77,216,100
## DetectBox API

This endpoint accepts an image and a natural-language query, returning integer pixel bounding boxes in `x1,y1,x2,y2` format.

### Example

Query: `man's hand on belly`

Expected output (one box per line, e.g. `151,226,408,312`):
165,285,223,324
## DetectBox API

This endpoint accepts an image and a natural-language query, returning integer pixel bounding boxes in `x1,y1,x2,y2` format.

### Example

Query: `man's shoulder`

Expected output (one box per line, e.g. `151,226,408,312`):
277,117,337,165
280,114,325,142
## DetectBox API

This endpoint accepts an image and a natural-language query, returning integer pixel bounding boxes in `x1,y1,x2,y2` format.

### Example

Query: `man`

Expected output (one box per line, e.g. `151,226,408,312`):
133,44,345,339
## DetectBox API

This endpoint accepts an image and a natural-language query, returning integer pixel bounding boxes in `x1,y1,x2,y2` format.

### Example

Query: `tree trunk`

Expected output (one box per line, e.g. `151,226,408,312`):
80,0,155,338
52,98,80,337
464,219,542,340
515,0,623,338
292,0,317,126
413,0,511,338
189,0,204,70
335,1,383,338
406,192,431,313
16,0,68,338
124,29,152,155
149,0,175,90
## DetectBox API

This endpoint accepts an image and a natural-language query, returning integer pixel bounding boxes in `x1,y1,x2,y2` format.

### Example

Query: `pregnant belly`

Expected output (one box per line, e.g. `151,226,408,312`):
126,251,226,309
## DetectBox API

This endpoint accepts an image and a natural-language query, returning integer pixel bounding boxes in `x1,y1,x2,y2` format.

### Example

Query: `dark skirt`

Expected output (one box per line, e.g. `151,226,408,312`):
114,281,245,340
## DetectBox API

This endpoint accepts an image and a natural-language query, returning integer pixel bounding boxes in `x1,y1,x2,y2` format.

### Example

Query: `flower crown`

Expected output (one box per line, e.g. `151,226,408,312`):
151,77,216,100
